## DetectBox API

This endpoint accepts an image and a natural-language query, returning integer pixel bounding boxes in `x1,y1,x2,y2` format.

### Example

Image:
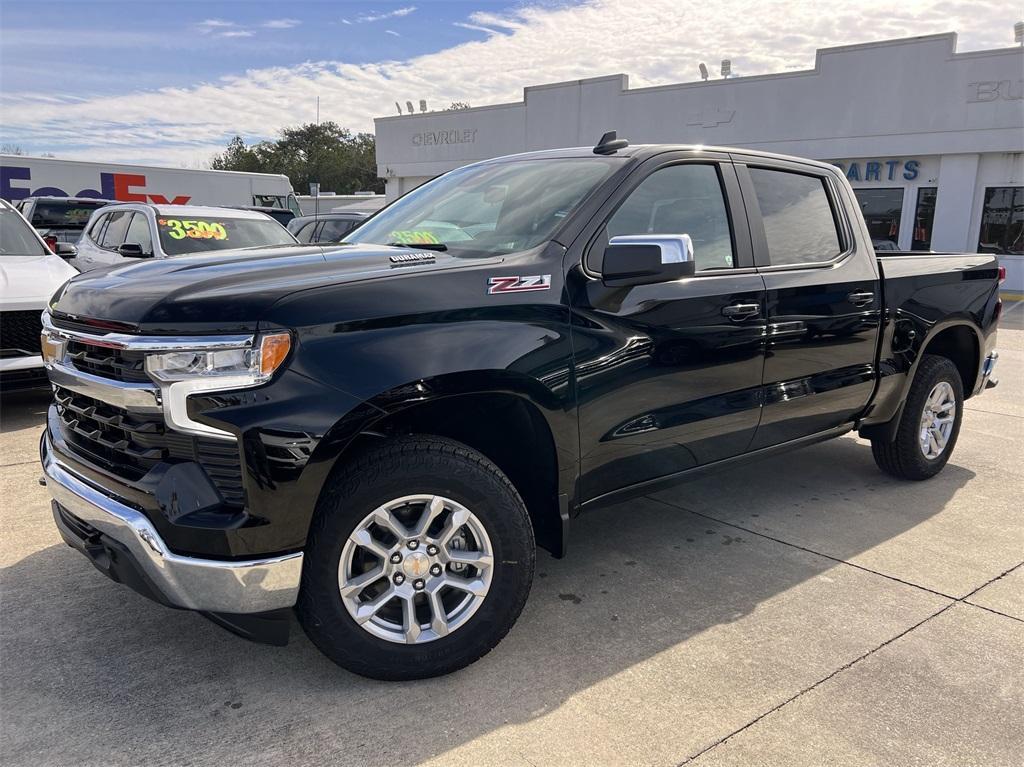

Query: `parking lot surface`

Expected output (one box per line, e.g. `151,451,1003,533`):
2,304,1022,767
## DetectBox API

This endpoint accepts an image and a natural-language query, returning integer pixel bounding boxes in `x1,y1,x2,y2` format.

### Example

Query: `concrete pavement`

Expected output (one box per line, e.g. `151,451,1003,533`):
2,309,1021,767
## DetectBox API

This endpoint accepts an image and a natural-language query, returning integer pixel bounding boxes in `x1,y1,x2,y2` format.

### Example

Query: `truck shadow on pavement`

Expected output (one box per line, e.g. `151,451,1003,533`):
1,392,974,766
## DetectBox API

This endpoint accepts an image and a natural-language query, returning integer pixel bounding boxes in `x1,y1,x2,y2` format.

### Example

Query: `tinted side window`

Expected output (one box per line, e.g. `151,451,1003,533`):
99,211,132,249
317,218,357,242
88,213,109,242
294,221,318,243
606,164,734,270
124,213,153,255
749,168,842,265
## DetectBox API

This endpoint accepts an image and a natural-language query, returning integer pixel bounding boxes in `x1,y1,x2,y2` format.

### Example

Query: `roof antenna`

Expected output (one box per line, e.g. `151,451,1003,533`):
594,130,629,155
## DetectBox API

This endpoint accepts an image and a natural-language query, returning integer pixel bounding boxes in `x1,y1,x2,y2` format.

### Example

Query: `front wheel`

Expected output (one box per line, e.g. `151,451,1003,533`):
296,435,535,680
871,354,964,481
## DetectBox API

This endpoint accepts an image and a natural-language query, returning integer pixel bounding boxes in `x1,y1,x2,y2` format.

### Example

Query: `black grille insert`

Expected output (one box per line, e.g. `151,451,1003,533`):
1,311,43,358
54,386,244,506
66,340,150,383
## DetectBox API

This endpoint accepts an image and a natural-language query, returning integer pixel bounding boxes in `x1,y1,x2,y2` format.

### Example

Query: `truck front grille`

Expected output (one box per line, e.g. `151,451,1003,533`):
54,385,244,506
0,311,43,358
65,340,150,382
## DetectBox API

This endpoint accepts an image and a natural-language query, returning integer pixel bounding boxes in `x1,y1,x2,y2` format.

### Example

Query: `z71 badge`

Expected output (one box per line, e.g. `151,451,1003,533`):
487,274,552,294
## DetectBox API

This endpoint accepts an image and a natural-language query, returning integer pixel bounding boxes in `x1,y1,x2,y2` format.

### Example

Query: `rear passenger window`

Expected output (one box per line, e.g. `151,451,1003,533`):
99,211,131,249
606,164,734,270
748,168,842,265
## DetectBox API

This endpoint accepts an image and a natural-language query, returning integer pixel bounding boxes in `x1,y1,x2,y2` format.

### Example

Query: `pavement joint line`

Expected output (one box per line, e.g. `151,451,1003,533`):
0,460,41,469
960,599,1024,624
677,602,956,765
646,495,960,602
676,559,1024,765
963,405,1024,419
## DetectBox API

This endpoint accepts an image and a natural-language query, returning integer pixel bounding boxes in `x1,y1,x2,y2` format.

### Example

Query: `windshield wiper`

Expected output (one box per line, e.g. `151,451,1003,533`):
385,241,448,251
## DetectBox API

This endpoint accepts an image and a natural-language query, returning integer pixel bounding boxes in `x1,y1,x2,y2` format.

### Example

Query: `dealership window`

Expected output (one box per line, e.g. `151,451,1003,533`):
977,187,1024,255
853,188,903,250
748,168,841,265
606,163,734,270
912,188,937,251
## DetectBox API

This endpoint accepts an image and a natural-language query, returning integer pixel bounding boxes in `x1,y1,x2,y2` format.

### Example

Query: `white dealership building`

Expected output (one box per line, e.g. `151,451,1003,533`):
374,33,1024,293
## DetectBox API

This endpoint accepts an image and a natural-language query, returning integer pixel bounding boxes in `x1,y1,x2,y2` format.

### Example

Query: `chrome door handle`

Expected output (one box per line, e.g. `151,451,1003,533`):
848,291,874,306
722,303,761,319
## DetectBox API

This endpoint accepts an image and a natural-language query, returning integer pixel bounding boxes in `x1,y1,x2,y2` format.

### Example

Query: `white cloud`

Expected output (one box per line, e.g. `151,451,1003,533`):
385,29,401,37
219,30,255,38
1,0,1014,165
196,19,235,32
263,18,301,29
342,6,417,24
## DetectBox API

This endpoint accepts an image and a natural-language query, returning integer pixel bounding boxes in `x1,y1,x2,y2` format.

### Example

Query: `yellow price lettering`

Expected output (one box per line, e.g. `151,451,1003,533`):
160,219,228,241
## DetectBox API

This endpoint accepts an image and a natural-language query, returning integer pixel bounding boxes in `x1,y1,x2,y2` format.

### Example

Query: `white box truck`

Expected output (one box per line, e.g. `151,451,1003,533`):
0,155,300,215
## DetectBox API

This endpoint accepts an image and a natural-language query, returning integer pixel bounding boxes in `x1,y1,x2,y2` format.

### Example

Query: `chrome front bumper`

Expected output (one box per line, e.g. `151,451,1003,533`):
41,435,303,614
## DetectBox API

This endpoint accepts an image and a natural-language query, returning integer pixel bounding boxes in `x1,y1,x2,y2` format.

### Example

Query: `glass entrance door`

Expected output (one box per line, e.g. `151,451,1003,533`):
854,188,904,251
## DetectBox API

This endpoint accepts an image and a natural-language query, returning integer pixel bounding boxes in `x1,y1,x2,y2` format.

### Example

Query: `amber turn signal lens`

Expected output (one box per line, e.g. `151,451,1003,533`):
259,332,291,376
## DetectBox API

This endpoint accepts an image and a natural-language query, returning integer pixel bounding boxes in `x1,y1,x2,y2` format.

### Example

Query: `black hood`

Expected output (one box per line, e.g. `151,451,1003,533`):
49,244,479,334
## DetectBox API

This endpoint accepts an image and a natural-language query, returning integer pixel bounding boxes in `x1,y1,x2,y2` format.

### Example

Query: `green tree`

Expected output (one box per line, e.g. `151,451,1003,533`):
210,124,384,194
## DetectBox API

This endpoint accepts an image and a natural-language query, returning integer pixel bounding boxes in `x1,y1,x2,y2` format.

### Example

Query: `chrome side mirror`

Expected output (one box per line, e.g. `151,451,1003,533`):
601,234,695,287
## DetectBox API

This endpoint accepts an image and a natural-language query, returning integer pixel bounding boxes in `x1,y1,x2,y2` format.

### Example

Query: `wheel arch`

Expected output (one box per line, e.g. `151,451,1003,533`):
861,317,982,443
307,372,573,557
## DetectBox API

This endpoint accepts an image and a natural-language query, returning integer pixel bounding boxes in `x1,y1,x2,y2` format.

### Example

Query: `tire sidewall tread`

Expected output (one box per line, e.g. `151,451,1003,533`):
871,354,964,481
297,435,535,680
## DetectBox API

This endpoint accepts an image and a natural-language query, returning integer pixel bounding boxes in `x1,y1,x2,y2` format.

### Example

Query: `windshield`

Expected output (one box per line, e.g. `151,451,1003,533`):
346,158,621,255
30,200,108,229
156,215,297,256
0,206,48,256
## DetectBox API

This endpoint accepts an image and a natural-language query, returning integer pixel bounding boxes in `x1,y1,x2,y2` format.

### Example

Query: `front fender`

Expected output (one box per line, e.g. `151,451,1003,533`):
190,307,578,554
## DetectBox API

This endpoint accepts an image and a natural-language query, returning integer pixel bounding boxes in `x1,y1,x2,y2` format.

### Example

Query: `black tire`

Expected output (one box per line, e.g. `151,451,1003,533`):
296,435,535,680
871,354,964,481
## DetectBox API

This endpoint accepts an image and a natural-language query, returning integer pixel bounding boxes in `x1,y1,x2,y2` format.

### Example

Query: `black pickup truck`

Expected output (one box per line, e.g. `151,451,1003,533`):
38,137,1002,680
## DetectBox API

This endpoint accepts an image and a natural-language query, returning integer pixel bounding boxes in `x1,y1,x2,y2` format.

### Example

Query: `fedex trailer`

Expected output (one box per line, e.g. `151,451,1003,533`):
0,155,300,214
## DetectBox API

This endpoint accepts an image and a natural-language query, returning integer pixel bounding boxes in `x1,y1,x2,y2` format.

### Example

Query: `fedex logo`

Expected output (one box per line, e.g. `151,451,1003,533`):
0,165,191,205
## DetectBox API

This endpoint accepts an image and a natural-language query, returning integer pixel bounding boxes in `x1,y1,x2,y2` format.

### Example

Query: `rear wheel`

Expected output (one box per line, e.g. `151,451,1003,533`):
871,354,964,480
297,435,535,680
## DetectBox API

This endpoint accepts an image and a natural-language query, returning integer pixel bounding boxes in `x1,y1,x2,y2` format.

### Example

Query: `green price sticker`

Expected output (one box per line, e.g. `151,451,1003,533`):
388,230,441,244
158,219,229,241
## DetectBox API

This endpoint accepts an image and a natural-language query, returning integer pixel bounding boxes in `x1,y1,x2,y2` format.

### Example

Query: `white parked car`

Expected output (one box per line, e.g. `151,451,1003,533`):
72,203,299,271
0,199,79,389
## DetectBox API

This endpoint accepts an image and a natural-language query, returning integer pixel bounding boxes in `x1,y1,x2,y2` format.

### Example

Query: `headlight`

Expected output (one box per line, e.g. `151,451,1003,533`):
145,332,291,384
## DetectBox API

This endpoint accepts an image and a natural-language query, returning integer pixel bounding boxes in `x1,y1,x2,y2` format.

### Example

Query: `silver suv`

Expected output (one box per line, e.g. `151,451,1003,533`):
73,203,299,271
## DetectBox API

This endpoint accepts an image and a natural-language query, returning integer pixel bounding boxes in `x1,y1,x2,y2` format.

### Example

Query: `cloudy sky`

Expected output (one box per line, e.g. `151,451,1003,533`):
0,0,1016,166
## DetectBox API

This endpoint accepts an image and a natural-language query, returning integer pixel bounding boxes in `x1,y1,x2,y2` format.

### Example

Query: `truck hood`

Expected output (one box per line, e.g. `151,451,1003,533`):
48,244,486,333
0,254,79,312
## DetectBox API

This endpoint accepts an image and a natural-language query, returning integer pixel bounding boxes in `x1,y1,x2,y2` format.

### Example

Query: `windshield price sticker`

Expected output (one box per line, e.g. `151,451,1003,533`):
388,230,441,244
158,219,228,241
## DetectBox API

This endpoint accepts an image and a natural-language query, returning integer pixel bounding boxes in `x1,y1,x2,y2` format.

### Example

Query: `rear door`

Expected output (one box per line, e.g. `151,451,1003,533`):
735,157,882,448
568,153,767,502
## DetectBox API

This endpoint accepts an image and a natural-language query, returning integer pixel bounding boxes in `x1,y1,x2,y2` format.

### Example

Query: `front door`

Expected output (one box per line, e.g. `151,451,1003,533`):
736,159,882,449
567,155,767,503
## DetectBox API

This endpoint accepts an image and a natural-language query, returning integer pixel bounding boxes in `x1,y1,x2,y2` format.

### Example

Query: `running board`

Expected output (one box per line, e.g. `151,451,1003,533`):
580,423,854,512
